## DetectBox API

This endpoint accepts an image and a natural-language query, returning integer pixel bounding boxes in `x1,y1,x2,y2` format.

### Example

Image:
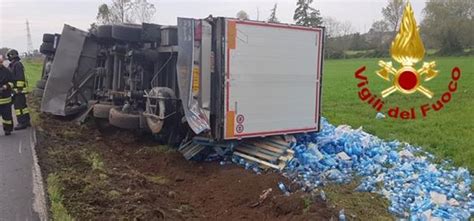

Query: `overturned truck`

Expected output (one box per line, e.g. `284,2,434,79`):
38,17,325,168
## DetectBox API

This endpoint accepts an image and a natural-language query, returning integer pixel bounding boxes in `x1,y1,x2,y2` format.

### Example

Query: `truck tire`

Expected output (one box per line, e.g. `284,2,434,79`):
142,23,161,43
32,88,44,97
97,25,113,39
36,79,47,89
42,34,55,43
112,24,142,42
109,107,141,129
93,103,116,119
40,42,55,55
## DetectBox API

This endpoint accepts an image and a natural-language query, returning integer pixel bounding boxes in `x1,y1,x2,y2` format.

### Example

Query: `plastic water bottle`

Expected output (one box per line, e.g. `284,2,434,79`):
338,209,346,221
278,182,290,196
320,190,326,201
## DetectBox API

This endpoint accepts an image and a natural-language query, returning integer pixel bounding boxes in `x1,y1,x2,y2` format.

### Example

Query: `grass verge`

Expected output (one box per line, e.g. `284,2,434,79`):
322,180,392,220
47,173,74,221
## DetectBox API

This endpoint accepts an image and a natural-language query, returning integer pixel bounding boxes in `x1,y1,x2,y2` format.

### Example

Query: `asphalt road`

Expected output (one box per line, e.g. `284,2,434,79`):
0,126,47,221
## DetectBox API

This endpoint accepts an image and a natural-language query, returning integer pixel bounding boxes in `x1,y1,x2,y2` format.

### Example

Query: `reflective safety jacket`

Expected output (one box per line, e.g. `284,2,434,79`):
8,59,27,92
0,66,13,105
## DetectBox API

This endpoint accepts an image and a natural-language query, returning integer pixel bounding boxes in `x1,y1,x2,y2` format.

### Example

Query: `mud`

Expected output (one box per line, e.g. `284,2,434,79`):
34,112,337,220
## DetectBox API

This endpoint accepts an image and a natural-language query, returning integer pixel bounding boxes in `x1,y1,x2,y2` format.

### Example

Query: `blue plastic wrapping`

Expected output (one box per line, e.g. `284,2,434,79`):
231,117,473,219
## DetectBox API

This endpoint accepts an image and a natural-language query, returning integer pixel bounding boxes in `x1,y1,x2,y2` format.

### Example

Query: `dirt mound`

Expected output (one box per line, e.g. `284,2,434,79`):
35,113,337,220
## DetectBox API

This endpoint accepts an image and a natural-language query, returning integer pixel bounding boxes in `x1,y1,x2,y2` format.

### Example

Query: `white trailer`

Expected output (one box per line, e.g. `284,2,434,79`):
224,20,323,139
177,18,325,142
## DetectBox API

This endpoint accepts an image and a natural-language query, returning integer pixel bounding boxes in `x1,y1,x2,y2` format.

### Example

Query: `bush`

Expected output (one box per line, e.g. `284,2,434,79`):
326,50,344,59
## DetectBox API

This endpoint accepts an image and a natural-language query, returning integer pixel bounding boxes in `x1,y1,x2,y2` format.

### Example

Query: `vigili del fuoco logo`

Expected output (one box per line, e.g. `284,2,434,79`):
354,2,461,120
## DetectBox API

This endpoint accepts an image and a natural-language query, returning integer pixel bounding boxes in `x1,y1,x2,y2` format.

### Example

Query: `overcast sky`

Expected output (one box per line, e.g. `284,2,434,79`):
0,0,425,53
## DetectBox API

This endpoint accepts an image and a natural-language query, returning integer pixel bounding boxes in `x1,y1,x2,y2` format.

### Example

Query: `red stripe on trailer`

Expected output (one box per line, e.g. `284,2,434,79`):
315,29,323,125
236,127,318,138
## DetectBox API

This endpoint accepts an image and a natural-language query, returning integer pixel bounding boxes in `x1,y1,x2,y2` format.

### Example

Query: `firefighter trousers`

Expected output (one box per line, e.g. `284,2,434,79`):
0,102,13,133
13,93,31,125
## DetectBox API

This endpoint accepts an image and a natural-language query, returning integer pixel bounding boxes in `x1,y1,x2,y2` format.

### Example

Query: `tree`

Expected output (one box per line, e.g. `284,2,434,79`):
381,0,404,33
322,17,341,38
421,0,474,54
350,33,369,51
111,0,134,23
268,4,279,23
339,21,353,58
370,20,389,33
368,20,391,52
340,21,353,37
236,10,250,20
97,4,113,24
132,0,156,23
322,17,356,59
293,0,322,28
96,0,156,24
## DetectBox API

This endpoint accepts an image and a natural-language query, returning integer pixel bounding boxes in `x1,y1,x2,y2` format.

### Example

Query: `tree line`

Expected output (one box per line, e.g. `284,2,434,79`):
236,0,473,58
324,0,473,58
93,0,473,58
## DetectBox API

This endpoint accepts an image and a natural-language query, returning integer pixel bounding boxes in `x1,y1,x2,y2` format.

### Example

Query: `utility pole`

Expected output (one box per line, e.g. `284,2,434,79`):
26,20,34,55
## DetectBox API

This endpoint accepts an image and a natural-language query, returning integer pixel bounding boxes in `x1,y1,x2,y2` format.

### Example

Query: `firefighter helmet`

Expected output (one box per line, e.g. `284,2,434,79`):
6,49,19,61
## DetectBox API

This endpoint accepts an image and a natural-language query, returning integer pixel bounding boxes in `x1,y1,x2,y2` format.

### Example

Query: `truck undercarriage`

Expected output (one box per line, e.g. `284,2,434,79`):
37,17,325,168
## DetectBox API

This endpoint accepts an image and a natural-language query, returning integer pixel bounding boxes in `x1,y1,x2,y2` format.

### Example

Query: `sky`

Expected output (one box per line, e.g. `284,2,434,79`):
0,0,426,53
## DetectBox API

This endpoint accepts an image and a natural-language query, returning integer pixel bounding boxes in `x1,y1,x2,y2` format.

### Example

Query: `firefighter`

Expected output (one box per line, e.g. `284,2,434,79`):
0,55,14,135
7,49,31,130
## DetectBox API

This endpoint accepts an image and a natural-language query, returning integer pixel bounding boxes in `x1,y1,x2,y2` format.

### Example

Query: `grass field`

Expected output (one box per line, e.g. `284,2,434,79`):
23,57,474,170
323,57,474,170
23,59,43,91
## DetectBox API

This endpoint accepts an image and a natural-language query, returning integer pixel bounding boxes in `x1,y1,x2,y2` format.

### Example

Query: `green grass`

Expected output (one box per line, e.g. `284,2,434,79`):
84,151,105,172
323,180,392,220
146,175,169,185
24,60,43,91
47,173,74,221
323,56,474,170
24,60,44,125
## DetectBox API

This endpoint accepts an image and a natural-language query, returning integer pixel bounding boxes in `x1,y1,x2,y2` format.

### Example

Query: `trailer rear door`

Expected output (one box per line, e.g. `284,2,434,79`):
223,19,324,140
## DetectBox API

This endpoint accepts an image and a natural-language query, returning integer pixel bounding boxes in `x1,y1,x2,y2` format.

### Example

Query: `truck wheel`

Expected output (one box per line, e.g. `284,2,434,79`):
97,25,113,39
145,87,176,134
32,88,44,97
36,79,47,89
112,24,142,42
109,107,141,129
40,42,55,55
42,34,55,43
93,103,116,119
142,23,161,42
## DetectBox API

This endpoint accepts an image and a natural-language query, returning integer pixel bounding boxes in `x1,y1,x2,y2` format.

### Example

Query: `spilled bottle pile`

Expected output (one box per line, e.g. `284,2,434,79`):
231,118,473,220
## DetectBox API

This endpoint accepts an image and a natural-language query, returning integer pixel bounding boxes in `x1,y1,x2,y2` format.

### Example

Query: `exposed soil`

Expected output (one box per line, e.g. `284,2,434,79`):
34,110,338,220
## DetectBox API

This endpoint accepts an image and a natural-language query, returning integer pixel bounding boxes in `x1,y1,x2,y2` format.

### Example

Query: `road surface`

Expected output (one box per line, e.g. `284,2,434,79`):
0,126,47,221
